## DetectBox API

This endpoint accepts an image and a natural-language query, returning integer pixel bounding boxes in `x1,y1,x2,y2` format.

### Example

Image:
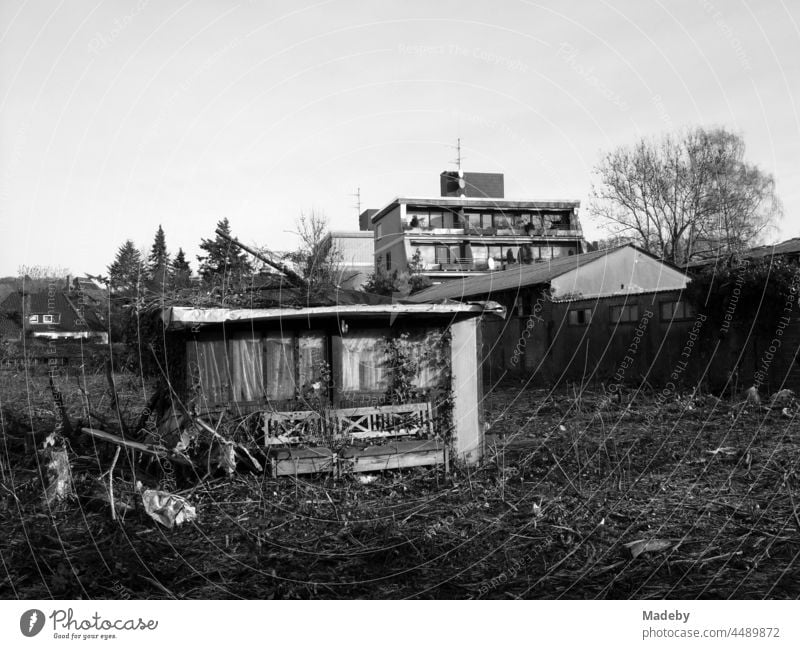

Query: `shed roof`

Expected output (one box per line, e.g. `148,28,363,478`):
162,301,505,330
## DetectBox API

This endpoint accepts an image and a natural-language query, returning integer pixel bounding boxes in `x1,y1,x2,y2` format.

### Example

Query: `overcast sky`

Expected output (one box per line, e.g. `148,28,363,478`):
1,0,798,277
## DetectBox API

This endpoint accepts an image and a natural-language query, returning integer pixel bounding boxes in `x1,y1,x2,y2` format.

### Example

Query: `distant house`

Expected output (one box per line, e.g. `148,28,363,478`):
410,244,694,385
327,231,375,290
0,288,108,343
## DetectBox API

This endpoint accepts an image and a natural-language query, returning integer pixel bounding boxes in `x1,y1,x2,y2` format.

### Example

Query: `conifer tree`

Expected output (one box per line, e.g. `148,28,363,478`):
171,248,192,289
147,225,170,288
197,218,253,287
107,240,143,295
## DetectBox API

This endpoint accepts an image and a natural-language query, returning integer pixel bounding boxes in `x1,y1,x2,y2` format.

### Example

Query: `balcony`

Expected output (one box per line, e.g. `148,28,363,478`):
403,224,583,238
424,258,494,272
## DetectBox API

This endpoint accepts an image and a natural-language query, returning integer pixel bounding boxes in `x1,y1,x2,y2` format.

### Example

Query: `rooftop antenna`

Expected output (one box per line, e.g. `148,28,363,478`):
450,138,466,196
449,138,465,173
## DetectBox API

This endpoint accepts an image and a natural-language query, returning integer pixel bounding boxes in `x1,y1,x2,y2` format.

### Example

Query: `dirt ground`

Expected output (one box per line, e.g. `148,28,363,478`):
1,372,799,599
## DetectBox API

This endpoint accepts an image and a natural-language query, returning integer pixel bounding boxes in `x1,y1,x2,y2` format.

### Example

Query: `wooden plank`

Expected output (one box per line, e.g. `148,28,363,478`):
342,448,445,473
268,446,334,476
333,403,429,416
80,427,193,466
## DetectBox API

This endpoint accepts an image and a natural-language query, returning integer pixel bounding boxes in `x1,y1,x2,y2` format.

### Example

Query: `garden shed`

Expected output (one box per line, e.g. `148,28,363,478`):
160,302,504,474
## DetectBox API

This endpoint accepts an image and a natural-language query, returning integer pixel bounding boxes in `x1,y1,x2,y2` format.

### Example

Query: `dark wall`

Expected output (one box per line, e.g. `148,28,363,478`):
440,171,504,198
479,289,800,393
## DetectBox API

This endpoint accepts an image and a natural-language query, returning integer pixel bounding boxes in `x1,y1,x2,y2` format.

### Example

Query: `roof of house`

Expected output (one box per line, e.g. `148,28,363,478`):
162,301,505,330
686,237,800,269
408,246,629,302
0,290,106,332
0,312,21,338
370,196,581,223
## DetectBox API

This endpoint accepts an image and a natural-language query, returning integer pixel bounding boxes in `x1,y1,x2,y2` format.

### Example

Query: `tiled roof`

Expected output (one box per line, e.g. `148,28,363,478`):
0,290,106,332
0,312,21,338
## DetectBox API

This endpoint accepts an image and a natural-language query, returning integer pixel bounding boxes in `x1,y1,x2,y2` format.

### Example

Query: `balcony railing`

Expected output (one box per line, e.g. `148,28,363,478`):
404,224,582,237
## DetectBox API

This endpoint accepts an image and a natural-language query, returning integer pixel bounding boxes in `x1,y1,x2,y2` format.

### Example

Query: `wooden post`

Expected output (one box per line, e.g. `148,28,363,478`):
450,317,484,465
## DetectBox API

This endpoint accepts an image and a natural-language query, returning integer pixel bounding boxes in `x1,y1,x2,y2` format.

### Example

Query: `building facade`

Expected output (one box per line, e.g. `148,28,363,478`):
366,171,585,283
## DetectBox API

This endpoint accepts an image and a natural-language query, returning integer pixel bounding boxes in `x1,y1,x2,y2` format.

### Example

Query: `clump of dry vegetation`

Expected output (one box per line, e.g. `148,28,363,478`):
1,373,799,599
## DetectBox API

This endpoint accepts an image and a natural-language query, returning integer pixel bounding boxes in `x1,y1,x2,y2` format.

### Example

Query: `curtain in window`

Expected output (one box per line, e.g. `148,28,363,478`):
341,332,387,392
408,329,446,389
229,334,264,401
265,333,296,400
298,332,326,388
190,339,230,405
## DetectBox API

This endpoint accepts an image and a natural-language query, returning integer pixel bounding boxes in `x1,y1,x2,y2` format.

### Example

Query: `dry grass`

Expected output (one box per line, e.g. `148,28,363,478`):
1,374,799,599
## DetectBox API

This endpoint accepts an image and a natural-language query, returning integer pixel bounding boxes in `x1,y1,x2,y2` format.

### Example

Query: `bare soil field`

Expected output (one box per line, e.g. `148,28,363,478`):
1,372,799,599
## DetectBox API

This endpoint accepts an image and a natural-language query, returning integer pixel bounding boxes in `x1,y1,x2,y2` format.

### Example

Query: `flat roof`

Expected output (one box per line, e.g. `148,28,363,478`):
162,302,505,330
370,196,581,223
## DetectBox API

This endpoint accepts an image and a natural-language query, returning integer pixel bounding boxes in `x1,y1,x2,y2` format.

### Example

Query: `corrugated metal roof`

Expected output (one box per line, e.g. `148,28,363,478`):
409,246,626,302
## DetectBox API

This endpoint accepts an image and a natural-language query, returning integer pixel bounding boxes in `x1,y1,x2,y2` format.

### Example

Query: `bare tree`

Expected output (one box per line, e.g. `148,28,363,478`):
589,127,782,264
284,211,344,291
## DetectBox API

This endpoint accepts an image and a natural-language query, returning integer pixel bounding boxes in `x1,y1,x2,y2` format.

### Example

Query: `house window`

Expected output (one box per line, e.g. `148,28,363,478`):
660,300,695,321
341,330,388,393
417,246,436,267
28,315,39,324
385,252,392,270
568,308,592,325
435,246,450,264
375,223,383,238
610,304,639,323
42,314,60,324
429,212,444,228
488,245,503,261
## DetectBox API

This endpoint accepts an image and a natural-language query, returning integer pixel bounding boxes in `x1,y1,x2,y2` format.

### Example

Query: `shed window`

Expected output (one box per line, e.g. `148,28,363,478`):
265,333,296,400
610,304,639,323
229,334,264,401
29,315,39,324
568,308,592,325
660,300,695,321
341,331,387,393
298,332,327,390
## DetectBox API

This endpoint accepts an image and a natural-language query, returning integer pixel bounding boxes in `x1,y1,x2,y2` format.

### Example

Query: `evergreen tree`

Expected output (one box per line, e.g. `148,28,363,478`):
197,218,253,287
171,247,192,289
147,225,170,287
107,240,143,295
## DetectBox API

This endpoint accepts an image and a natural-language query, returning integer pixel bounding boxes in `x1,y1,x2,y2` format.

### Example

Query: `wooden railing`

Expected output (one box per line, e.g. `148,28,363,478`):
263,402,434,446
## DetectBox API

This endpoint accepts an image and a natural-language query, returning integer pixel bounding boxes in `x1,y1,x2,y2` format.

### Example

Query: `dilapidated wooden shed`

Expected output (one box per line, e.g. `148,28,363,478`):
160,302,503,474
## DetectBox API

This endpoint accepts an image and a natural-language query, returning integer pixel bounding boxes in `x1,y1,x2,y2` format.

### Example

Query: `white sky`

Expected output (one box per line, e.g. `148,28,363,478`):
1,0,798,276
